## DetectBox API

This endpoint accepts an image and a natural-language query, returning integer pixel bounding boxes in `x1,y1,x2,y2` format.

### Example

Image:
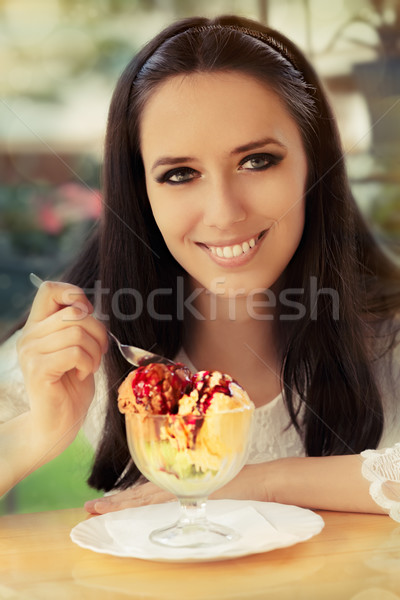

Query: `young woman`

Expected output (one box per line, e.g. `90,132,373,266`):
1,15,399,519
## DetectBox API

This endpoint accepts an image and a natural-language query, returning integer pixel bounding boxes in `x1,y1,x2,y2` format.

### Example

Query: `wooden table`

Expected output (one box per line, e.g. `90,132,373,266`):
1,508,400,599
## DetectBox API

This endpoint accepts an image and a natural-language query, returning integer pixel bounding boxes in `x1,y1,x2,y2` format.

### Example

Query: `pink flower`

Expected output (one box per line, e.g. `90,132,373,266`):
56,183,102,220
37,204,64,234
34,183,102,234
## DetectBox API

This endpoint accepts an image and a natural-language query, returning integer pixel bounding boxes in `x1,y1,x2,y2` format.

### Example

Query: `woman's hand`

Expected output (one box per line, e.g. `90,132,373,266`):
17,280,108,454
85,482,175,514
85,464,270,514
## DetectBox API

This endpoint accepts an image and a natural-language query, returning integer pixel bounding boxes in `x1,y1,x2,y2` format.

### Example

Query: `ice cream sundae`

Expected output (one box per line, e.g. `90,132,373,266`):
118,363,254,495
118,361,254,547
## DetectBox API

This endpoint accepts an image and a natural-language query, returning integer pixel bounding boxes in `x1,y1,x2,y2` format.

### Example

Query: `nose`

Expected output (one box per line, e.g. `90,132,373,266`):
202,177,246,229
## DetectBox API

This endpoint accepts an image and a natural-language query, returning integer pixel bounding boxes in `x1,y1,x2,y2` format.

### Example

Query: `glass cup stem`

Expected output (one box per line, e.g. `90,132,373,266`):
178,497,208,527
149,496,241,548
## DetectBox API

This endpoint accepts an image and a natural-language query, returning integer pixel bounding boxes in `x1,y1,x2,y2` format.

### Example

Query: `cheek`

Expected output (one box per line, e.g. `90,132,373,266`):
282,195,305,230
275,173,306,236
147,184,201,244
273,200,306,261
249,161,306,216
148,199,194,250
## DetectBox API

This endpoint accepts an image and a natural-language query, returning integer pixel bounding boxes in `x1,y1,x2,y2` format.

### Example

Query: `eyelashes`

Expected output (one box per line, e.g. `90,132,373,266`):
155,167,199,185
238,152,282,170
155,152,283,185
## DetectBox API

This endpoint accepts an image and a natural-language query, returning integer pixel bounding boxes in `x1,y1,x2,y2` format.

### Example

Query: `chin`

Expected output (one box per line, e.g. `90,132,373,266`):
204,274,280,298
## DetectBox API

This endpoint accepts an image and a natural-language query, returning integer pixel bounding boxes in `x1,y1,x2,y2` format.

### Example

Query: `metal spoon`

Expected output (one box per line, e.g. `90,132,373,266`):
29,273,177,368
107,331,177,368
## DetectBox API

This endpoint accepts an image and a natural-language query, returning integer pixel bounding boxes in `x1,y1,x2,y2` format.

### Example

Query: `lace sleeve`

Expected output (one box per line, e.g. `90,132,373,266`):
361,444,400,522
0,330,30,422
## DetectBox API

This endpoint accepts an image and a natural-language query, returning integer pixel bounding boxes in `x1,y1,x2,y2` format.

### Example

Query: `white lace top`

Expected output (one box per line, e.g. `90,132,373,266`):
1,328,399,518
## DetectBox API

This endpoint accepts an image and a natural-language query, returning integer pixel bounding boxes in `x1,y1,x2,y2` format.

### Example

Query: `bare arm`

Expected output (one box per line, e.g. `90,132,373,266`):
0,281,108,499
84,454,389,515
0,411,76,497
266,454,388,514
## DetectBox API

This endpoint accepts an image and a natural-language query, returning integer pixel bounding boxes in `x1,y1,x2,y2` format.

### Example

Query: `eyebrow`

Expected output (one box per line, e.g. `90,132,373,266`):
150,137,286,173
151,156,196,173
231,137,286,154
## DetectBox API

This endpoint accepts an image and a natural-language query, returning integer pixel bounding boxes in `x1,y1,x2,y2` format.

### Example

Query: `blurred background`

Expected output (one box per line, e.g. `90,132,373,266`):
0,0,399,514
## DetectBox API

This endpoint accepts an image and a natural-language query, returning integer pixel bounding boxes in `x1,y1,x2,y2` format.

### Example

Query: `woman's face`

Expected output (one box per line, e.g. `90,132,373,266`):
140,71,308,297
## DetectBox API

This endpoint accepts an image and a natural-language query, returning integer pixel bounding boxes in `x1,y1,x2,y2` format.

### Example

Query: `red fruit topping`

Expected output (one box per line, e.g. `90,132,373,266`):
118,364,239,420
191,371,233,414
128,362,192,414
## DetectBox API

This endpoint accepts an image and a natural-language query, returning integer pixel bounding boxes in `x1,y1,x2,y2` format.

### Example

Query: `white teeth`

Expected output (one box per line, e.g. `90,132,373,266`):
207,233,263,258
223,246,233,258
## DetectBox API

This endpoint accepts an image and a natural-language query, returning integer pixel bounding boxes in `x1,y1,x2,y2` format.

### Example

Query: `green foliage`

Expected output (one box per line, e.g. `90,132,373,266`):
365,180,400,258
369,185,400,237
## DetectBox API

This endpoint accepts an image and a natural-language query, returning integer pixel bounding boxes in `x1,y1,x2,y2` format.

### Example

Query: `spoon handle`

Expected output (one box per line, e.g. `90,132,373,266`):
29,273,44,288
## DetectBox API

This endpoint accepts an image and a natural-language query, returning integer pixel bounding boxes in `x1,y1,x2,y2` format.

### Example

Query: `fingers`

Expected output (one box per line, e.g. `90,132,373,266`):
19,280,108,384
41,326,103,370
22,343,96,384
85,483,175,514
27,280,93,325
22,307,108,360
84,498,104,514
19,318,107,384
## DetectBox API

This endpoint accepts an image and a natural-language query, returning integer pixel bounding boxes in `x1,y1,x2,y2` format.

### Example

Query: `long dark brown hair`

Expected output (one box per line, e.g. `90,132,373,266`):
44,15,400,491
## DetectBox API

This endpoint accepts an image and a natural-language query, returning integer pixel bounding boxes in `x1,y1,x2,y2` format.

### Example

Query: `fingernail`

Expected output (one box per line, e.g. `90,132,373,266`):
94,500,111,514
84,499,102,513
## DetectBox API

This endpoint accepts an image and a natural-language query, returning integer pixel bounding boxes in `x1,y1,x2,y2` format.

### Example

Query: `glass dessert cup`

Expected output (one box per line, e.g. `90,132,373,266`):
125,407,254,548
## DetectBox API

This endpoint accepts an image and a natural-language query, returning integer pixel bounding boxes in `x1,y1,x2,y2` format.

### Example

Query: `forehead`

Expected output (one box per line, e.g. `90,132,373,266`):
140,71,303,157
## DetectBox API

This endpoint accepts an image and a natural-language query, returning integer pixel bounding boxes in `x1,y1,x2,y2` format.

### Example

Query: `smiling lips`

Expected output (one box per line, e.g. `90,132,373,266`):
199,229,268,260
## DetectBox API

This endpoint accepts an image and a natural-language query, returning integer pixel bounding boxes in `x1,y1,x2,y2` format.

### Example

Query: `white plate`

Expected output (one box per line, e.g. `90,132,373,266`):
70,500,324,562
